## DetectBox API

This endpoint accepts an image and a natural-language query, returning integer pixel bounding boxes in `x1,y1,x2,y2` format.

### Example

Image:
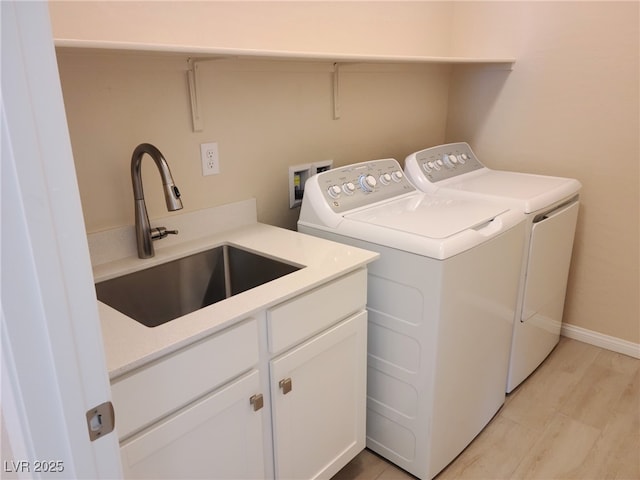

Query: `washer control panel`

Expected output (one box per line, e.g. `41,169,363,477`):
406,142,484,183
314,158,415,213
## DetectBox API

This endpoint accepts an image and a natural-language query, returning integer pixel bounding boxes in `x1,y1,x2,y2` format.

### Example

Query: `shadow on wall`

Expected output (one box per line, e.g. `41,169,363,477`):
444,64,512,151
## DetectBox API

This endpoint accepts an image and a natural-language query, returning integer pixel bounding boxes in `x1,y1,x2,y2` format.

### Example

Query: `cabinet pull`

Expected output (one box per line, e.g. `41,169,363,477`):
249,394,264,411
279,378,293,394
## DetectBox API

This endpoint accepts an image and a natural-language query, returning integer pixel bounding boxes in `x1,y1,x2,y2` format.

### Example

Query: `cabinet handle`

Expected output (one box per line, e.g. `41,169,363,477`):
249,394,264,411
279,378,293,394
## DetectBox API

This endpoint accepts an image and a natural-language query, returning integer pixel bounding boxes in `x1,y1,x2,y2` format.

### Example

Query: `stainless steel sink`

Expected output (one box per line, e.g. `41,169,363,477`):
95,245,302,327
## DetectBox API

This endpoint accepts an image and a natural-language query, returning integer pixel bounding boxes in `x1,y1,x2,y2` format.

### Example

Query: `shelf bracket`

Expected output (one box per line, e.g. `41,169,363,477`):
332,63,341,120
187,58,203,132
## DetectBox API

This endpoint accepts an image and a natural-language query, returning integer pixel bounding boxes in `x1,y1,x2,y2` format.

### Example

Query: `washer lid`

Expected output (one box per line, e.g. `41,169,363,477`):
345,193,508,239
440,170,581,213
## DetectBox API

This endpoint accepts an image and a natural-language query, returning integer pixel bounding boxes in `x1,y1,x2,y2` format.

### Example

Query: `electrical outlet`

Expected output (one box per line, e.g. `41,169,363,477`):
200,142,220,176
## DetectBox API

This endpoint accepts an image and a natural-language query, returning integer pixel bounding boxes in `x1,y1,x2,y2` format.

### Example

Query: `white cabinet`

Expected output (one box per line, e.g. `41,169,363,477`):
111,268,368,479
111,318,266,479
266,268,368,479
111,319,260,440
270,311,367,480
120,370,265,479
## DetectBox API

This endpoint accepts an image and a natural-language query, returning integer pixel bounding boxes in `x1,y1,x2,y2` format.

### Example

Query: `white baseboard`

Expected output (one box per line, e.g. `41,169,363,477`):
561,324,640,359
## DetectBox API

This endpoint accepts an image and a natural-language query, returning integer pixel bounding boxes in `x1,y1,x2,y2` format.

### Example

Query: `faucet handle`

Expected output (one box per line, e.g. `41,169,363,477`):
151,226,179,240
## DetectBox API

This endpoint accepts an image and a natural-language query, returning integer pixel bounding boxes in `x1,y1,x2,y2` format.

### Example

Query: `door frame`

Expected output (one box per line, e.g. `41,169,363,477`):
1,2,122,477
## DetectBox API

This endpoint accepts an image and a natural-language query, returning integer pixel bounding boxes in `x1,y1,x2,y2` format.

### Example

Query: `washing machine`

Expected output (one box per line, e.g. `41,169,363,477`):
298,159,526,479
405,142,581,393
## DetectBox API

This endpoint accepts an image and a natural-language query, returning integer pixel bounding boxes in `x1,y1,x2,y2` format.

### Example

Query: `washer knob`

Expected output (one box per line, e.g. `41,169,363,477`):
359,174,377,192
458,153,468,164
379,173,392,185
327,185,342,199
422,162,432,173
443,154,456,169
342,182,356,195
391,170,404,182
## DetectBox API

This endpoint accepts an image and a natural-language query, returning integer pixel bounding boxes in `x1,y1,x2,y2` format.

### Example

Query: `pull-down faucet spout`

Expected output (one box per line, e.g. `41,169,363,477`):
131,143,183,259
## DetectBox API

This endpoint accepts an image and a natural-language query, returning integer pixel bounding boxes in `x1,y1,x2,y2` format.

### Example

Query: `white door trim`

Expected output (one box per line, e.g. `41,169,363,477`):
1,2,122,477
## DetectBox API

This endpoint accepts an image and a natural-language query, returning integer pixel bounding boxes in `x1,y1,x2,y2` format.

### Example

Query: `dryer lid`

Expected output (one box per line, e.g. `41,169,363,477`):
344,193,508,239
440,170,581,213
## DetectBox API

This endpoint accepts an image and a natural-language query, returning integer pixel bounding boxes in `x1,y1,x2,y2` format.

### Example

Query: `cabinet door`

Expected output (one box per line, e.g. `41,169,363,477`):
270,311,367,480
120,370,266,479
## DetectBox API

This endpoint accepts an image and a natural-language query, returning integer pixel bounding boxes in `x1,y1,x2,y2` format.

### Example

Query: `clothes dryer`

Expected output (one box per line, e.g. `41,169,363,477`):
298,159,526,479
405,143,581,392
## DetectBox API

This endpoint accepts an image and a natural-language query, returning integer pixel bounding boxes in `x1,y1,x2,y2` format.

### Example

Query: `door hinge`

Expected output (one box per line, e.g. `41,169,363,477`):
86,401,115,441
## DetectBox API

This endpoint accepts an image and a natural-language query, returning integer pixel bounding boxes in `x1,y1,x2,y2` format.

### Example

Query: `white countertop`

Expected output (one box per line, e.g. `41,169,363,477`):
90,200,378,379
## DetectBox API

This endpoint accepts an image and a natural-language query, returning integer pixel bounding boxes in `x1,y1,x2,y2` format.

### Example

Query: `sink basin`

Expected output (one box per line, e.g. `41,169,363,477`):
95,244,302,327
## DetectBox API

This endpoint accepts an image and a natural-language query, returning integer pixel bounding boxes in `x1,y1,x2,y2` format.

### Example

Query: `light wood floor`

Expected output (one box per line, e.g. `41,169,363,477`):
332,337,640,480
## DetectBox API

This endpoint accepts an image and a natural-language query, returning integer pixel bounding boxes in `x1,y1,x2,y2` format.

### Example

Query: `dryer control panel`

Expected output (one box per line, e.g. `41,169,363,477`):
405,142,484,184
312,158,415,213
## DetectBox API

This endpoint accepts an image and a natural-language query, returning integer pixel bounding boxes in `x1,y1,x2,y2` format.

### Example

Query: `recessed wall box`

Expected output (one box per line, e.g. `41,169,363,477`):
289,160,333,208
289,164,311,208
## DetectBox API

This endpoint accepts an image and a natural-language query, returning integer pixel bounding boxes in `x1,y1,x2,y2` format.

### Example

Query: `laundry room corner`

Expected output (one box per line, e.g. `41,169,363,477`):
443,1,640,352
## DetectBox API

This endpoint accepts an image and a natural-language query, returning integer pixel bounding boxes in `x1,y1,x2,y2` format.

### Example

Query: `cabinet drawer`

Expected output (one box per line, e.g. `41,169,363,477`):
267,269,367,354
112,318,259,440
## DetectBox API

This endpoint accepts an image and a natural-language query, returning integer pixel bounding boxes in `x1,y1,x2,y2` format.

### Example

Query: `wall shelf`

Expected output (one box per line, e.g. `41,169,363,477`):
53,39,516,66
55,40,515,132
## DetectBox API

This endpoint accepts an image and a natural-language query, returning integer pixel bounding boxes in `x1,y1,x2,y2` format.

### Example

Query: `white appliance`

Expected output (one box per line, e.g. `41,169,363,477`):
405,142,581,393
298,159,526,479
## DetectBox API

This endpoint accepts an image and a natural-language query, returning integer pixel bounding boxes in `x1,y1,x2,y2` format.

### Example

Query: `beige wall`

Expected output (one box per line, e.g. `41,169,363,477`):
50,1,454,57
445,2,639,344
54,1,639,345
57,51,451,230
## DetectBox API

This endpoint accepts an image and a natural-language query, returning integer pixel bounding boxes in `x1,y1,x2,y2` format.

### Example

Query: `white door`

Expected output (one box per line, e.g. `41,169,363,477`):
1,2,122,477
270,312,367,480
120,371,266,479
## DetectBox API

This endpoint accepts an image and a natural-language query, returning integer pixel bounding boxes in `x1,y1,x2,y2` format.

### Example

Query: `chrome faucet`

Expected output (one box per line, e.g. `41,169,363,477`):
131,143,183,259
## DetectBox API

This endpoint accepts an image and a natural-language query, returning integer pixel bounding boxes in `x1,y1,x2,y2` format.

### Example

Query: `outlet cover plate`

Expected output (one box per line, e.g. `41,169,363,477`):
200,142,220,176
